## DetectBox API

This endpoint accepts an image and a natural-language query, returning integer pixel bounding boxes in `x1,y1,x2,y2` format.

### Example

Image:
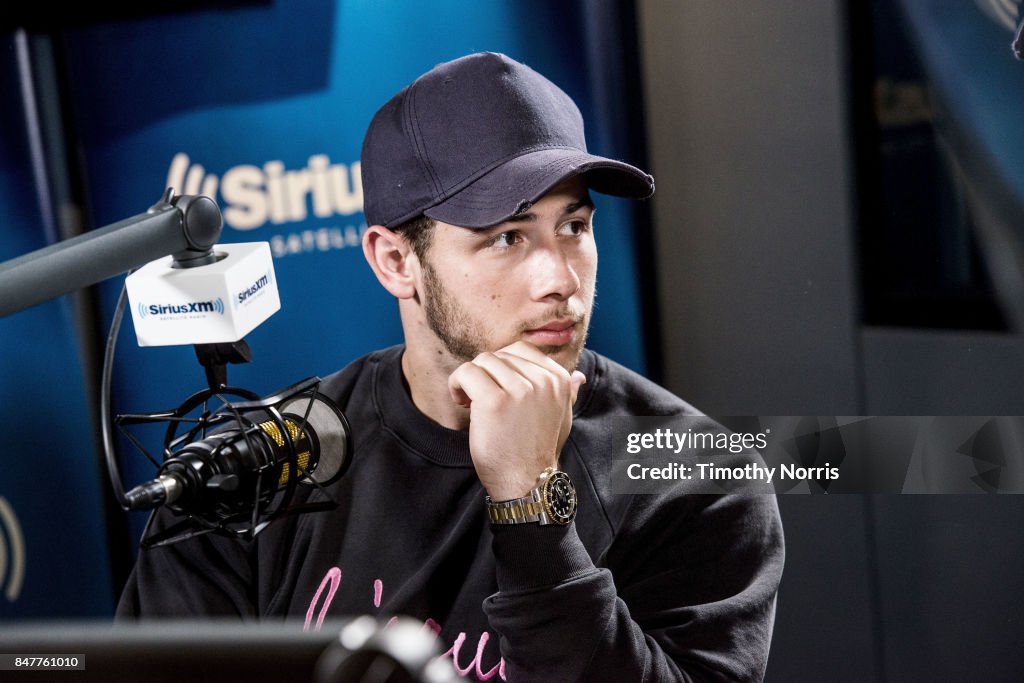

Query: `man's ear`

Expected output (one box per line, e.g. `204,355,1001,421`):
362,225,418,299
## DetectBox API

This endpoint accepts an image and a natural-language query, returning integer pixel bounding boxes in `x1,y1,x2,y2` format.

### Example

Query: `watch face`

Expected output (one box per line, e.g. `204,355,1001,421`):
542,471,577,525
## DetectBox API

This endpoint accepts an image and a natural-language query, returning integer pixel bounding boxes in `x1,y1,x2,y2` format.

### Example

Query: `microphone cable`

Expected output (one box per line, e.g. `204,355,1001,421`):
100,277,132,510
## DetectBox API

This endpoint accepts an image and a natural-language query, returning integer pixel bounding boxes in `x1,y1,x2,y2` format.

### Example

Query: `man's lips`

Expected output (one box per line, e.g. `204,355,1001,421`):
523,319,578,345
529,319,576,332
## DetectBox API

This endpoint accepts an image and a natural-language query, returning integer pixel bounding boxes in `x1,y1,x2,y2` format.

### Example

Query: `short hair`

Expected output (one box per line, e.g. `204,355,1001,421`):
391,214,435,260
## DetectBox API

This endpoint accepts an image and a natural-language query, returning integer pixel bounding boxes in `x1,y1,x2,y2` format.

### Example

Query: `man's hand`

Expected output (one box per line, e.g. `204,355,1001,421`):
448,341,586,501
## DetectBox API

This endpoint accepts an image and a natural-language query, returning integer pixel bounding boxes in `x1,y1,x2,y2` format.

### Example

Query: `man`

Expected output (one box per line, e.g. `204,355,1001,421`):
119,52,784,681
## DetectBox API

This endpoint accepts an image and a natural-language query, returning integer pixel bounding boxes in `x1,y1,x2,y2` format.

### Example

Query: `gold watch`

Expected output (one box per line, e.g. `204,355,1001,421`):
485,467,577,525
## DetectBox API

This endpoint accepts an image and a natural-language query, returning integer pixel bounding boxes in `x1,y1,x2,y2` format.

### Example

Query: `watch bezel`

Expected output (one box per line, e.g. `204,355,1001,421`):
540,469,577,525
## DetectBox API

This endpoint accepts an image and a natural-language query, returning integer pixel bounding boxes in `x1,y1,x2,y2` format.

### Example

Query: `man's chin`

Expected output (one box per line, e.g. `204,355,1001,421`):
531,341,586,372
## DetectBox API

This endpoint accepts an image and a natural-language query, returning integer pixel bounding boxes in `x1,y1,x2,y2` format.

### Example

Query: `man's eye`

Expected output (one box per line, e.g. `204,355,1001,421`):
490,231,522,248
560,219,590,236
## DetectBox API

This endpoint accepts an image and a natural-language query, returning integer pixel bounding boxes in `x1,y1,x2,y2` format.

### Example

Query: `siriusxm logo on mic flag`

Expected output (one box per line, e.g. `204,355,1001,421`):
126,242,281,347
137,298,226,318
236,270,273,306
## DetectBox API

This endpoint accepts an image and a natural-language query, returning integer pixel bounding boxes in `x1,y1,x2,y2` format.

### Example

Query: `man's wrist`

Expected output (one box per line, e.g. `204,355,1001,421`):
480,457,559,502
483,475,542,503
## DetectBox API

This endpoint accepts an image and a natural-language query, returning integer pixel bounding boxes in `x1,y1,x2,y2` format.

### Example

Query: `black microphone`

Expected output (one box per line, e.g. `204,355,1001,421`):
124,380,351,522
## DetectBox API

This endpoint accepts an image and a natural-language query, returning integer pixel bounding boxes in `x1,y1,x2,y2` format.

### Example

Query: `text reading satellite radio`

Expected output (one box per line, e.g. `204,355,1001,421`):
0,188,353,549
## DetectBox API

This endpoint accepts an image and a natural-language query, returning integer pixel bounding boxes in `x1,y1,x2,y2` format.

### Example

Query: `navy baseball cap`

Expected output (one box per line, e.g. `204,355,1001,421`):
360,52,655,229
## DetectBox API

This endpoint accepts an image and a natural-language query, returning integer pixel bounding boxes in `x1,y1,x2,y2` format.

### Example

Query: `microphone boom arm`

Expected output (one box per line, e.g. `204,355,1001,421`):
0,188,223,318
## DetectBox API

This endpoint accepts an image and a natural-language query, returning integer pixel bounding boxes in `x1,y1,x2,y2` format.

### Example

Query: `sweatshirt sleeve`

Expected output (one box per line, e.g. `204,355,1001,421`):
482,492,784,682
115,508,257,619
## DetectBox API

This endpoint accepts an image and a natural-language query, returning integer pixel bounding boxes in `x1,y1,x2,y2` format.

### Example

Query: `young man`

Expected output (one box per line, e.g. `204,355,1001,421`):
119,52,784,681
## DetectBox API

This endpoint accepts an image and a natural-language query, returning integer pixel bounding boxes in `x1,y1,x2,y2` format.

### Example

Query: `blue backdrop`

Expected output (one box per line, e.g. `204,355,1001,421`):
0,32,114,618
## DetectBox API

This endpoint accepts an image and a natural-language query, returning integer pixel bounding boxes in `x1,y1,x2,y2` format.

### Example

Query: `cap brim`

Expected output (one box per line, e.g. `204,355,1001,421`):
423,148,654,228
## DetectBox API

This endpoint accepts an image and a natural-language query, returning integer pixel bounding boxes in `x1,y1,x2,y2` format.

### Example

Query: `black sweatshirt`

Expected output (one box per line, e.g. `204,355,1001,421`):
118,346,785,682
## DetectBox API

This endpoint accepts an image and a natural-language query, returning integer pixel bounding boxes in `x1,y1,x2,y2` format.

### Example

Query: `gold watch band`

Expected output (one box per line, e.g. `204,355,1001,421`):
486,490,546,524
484,467,576,526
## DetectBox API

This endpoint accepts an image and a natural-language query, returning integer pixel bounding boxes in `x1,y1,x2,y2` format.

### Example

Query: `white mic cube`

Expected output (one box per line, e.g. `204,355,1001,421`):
126,242,280,347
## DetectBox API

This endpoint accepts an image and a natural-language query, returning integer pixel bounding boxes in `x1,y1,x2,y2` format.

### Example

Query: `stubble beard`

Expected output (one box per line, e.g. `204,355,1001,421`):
421,259,591,372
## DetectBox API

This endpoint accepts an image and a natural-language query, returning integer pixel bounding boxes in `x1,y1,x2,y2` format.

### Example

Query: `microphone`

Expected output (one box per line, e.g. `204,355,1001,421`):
122,378,351,542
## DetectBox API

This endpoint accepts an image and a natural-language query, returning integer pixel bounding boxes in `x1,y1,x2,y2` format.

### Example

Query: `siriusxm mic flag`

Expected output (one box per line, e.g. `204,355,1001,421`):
126,242,281,346
58,1,652,547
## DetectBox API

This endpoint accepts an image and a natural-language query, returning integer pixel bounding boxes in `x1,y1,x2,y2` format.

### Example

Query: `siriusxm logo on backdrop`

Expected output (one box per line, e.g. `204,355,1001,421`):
137,298,226,319
0,496,25,602
167,153,366,258
975,0,1021,32
166,153,364,231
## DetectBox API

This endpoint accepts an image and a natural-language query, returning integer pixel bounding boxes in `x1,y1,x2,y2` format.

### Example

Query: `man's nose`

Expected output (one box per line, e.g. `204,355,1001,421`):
530,246,581,301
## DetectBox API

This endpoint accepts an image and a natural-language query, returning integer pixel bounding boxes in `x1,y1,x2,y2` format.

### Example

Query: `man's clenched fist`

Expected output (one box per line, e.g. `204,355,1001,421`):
448,341,586,501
